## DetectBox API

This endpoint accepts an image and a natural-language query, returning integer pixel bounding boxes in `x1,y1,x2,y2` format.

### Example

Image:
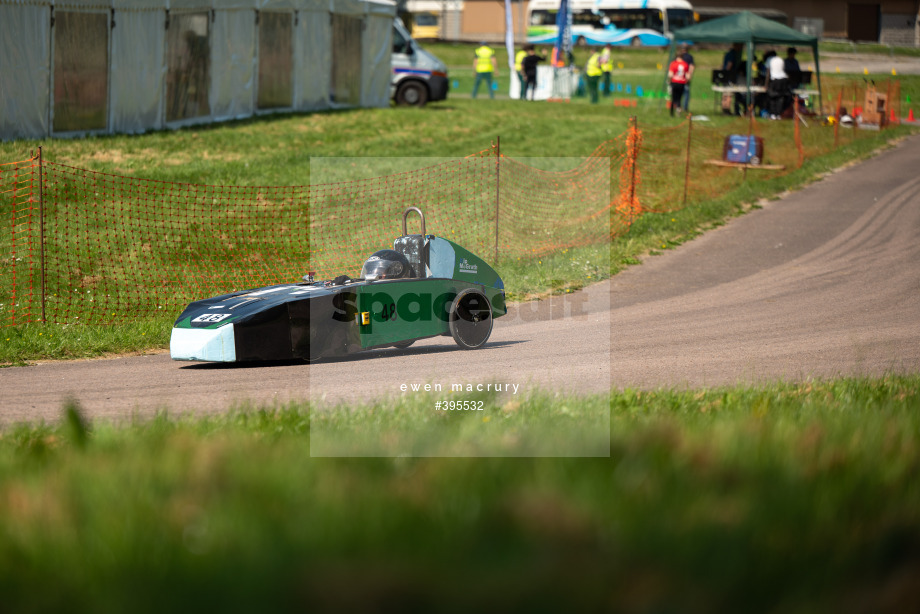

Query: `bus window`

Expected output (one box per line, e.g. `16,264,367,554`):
603,10,657,31
666,8,695,30
573,10,603,29
531,9,557,26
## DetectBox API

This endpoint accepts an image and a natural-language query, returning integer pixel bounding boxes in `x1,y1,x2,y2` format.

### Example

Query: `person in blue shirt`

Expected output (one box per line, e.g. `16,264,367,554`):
784,47,802,88
722,43,742,79
678,43,695,113
721,43,745,115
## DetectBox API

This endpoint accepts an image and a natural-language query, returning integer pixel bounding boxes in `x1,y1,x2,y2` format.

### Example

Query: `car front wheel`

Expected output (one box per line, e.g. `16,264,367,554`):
396,81,428,106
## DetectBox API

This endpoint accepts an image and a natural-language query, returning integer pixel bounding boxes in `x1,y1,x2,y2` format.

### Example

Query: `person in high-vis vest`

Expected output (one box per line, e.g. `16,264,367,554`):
585,49,603,104
600,44,613,97
472,42,498,99
515,46,527,100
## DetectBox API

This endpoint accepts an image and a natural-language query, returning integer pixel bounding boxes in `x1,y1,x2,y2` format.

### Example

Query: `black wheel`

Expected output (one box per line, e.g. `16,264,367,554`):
449,290,493,350
630,36,641,47
396,81,428,106
392,340,415,349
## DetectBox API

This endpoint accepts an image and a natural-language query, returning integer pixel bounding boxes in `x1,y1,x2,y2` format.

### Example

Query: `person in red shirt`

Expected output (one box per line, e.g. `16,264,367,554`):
668,54,692,117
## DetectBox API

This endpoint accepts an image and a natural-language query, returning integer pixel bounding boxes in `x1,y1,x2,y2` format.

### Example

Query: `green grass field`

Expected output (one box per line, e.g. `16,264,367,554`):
2,89,918,364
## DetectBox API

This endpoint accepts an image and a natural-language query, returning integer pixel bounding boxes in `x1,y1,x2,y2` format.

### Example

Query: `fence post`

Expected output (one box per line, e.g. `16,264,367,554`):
853,86,859,139
628,117,638,210
494,136,500,263
834,90,842,148
682,115,692,207
886,79,892,128
38,146,46,325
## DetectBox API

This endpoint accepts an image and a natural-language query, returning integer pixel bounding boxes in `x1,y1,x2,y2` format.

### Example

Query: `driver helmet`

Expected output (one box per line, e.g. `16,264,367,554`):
361,249,410,280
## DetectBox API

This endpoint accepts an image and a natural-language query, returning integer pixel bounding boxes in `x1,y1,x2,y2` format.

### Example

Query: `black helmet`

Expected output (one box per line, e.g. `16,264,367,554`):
361,249,410,280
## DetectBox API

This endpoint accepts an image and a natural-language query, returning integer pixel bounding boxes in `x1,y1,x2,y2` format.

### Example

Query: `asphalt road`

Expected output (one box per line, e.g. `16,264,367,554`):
817,51,920,76
707,51,920,76
2,133,919,424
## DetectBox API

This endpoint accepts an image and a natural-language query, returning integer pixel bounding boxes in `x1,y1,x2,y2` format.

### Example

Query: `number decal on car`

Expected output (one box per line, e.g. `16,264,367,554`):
380,302,397,321
192,313,232,323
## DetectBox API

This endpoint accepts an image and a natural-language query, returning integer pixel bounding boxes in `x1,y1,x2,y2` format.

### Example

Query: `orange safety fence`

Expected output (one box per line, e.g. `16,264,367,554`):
634,77,908,218
616,119,642,225
635,114,772,214
823,77,902,128
2,90,910,327
2,140,625,326
2,158,41,324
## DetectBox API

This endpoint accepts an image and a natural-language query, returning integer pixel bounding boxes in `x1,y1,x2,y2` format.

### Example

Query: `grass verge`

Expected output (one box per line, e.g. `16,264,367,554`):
3,119,915,366
2,60,918,365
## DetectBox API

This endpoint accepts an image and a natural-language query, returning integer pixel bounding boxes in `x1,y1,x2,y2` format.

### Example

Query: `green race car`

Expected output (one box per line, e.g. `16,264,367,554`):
170,208,507,363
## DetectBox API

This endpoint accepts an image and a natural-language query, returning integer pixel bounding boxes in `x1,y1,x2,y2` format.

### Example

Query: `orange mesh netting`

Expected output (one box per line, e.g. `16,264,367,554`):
2,88,898,327
3,140,625,325
1,157,40,325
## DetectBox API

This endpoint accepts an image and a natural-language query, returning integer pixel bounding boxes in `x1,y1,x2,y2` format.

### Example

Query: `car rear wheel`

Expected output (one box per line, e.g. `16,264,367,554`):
449,289,493,350
396,81,428,106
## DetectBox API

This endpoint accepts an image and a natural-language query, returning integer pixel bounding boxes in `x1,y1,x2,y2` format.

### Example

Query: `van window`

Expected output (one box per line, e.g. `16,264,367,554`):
393,26,409,53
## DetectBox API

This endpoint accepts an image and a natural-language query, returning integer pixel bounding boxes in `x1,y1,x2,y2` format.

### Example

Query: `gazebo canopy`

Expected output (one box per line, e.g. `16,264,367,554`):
665,11,823,114
672,10,818,45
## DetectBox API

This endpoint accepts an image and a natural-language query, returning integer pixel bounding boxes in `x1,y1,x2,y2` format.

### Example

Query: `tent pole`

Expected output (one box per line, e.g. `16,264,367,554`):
746,40,754,117
813,42,824,116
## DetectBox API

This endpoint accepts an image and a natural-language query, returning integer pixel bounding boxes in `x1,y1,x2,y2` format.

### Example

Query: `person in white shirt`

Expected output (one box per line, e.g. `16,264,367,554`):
767,50,789,119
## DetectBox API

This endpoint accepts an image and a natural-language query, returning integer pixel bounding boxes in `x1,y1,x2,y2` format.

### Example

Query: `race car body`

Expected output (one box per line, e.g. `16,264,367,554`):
170,209,506,363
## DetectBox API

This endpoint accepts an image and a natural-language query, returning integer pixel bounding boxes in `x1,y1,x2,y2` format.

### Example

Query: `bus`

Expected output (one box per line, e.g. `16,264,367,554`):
405,1,443,40
526,0,697,47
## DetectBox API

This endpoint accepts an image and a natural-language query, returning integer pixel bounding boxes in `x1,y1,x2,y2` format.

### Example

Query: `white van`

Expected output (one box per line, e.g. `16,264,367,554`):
391,18,449,106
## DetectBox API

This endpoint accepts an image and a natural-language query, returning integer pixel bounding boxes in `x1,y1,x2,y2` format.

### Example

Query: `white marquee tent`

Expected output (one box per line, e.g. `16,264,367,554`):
0,0,396,140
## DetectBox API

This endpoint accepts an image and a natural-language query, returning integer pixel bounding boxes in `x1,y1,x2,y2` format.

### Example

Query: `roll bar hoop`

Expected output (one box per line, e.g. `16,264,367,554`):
402,207,425,237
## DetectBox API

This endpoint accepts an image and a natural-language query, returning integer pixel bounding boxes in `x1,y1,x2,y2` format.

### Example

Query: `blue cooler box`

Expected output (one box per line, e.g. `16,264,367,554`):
722,135,764,164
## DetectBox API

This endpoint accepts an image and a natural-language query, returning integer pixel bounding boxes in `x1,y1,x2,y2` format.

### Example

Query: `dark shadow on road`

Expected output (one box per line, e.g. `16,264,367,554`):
178,339,528,369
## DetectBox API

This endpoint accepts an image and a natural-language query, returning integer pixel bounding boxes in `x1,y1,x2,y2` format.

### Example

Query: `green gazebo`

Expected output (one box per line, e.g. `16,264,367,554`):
666,11,823,115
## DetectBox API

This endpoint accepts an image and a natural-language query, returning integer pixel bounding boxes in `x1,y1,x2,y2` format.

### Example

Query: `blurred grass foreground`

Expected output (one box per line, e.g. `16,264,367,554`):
1,376,919,613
